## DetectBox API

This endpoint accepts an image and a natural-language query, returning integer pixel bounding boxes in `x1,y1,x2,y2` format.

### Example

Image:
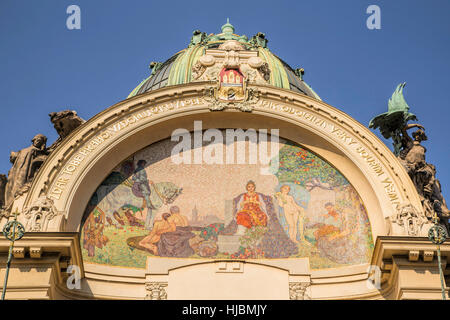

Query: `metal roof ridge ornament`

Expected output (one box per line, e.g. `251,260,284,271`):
149,61,163,76
294,68,305,81
206,19,248,43
249,32,268,49
188,30,208,47
221,18,234,35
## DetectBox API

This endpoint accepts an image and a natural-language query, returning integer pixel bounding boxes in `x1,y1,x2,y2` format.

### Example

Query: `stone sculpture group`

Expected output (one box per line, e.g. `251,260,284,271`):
370,83,449,234
0,111,84,223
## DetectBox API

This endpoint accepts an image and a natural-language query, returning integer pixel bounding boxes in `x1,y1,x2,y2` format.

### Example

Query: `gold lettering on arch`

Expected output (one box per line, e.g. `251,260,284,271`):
48,98,201,200
256,99,401,208
47,96,401,209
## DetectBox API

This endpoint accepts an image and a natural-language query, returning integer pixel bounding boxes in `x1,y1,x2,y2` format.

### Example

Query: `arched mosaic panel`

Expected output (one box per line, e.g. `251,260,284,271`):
81,133,373,269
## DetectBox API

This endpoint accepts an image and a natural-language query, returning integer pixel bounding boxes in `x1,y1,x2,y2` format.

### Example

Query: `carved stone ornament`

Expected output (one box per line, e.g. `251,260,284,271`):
47,110,85,152
289,282,310,300
203,85,260,112
257,62,270,82
218,40,245,52
388,203,432,237
23,196,61,232
192,61,206,80
203,86,228,111
191,39,270,85
145,282,168,300
192,54,216,80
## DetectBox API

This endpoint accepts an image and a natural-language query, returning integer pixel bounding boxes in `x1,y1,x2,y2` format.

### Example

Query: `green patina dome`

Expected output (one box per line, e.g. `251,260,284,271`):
128,21,320,100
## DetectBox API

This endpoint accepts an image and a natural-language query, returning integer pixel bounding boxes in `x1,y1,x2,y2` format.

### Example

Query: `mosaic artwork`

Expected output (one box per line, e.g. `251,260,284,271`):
81,134,374,269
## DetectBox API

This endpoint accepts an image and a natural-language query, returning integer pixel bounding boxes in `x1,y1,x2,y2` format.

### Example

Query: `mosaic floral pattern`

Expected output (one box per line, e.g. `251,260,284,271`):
81,136,373,269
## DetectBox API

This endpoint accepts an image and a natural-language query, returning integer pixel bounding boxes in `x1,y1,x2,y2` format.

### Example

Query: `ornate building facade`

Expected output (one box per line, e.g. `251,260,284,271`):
0,21,448,300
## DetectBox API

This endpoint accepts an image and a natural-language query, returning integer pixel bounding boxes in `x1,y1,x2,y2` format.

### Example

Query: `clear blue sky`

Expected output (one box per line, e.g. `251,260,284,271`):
0,0,449,200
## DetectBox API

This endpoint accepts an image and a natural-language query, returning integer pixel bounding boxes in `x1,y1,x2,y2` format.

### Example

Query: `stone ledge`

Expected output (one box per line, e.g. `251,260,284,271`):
371,236,449,299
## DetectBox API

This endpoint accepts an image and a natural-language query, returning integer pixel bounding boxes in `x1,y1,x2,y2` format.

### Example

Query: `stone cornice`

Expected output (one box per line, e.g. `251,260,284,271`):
370,236,449,299
0,232,84,274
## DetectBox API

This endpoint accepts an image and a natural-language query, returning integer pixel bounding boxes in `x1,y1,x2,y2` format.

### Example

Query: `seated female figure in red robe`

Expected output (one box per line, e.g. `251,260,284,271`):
235,181,268,234
220,180,298,258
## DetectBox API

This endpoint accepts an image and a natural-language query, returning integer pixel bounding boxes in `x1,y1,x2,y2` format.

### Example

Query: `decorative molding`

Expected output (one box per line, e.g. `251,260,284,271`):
23,196,62,232
371,237,450,299
12,247,25,259
289,282,310,300
192,40,269,85
203,86,228,111
203,85,260,112
0,232,84,299
191,61,207,80
29,247,42,259
423,251,434,262
408,250,419,262
388,203,432,236
216,261,244,273
145,282,168,300
218,40,245,52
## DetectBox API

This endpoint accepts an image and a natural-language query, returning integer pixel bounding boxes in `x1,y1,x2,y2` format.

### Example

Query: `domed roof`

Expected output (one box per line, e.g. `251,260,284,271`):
128,20,320,100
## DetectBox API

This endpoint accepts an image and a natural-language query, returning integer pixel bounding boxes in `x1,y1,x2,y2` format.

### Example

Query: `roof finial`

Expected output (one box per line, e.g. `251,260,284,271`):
221,18,235,34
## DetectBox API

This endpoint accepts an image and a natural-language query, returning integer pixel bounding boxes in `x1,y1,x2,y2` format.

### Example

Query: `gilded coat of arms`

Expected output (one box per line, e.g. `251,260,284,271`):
217,68,246,102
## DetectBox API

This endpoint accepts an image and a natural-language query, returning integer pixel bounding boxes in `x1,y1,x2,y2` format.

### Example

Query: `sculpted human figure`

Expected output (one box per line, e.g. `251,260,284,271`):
400,129,449,220
398,124,425,160
4,134,48,210
1,110,83,212
370,83,449,231
0,174,7,209
47,110,84,152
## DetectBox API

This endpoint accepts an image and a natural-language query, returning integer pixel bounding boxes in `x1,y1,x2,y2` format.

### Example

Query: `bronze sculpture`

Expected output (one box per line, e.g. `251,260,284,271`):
370,83,449,231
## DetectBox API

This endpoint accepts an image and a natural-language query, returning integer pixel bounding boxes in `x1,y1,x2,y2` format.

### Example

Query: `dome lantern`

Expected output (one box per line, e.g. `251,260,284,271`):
221,18,235,35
